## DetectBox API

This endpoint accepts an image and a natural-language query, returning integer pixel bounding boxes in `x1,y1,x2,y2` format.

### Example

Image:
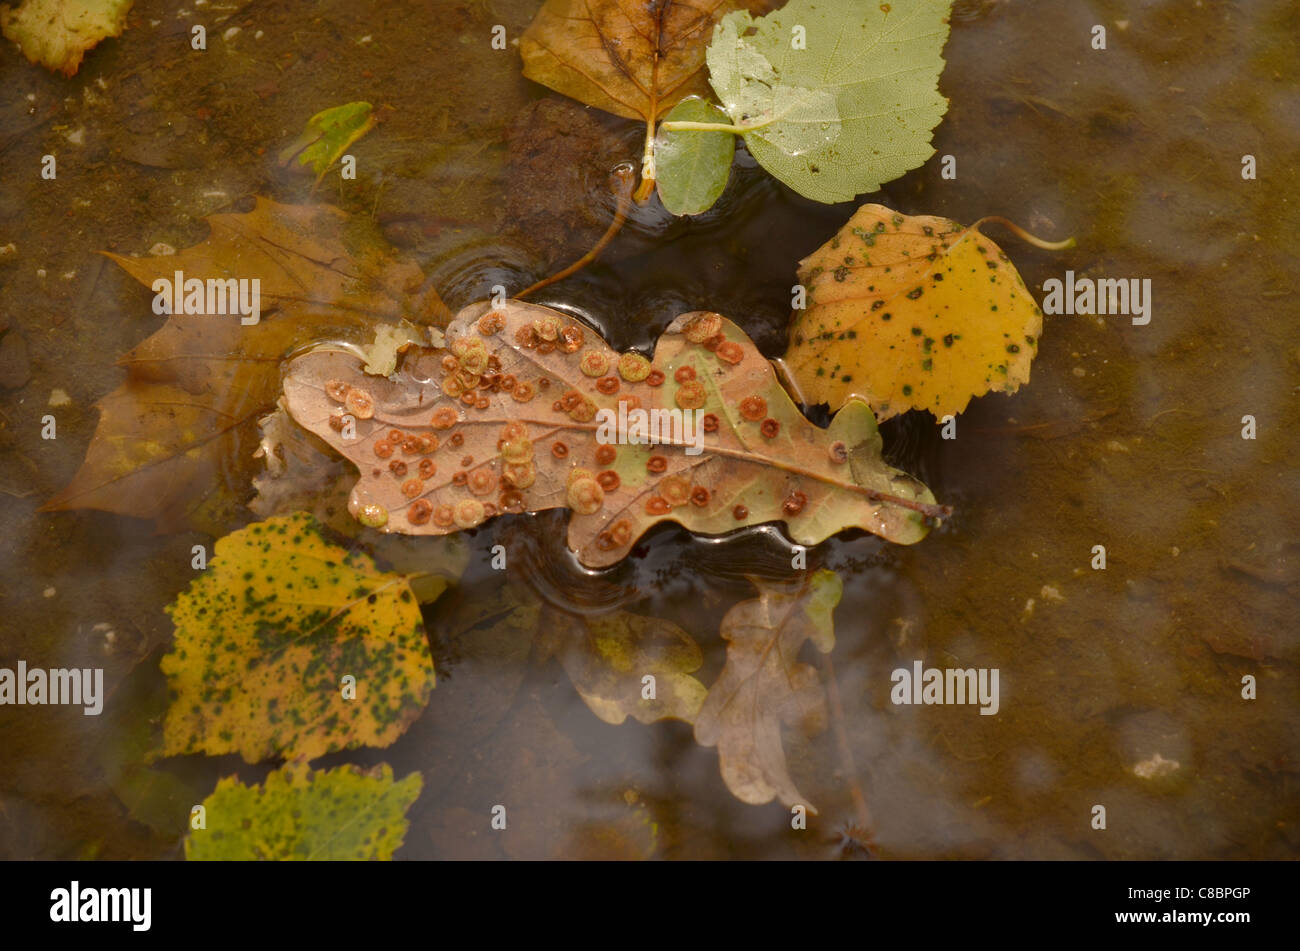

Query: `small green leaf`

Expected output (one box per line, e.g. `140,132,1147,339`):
654,97,736,216
277,101,376,191
186,762,422,860
706,0,953,203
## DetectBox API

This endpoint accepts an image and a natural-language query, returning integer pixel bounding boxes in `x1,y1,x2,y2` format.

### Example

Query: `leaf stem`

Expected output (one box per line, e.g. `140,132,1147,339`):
634,117,657,203
971,216,1076,251
821,651,875,848
517,164,636,299
658,120,748,135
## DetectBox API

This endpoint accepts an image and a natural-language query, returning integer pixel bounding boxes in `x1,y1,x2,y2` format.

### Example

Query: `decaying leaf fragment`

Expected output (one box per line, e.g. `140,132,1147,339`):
277,101,377,193
695,569,841,811
160,512,440,764
784,203,1047,419
539,608,708,725
186,762,422,860
42,198,448,529
0,0,132,77
283,300,945,569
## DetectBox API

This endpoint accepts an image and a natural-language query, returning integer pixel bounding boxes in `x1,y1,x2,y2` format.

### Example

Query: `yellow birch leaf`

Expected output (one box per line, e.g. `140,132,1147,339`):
784,204,1053,420
539,608,708,725
160,512,439,763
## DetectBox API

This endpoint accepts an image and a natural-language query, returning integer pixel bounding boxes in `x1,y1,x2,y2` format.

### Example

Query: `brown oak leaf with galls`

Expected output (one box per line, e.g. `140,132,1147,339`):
282,299,947,569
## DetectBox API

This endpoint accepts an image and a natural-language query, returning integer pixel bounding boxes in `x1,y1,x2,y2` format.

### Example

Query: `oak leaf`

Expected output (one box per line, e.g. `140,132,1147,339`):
160,512,441,764
186,762,422,860
42,198,448,529
694,568,841,810
282,300,945,569
784,204,1045,419
0,0,132,77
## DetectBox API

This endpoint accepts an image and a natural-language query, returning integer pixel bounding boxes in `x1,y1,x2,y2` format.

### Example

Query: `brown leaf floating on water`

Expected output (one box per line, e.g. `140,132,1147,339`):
519,0,773,197
282,299,945,569
43,198,448,529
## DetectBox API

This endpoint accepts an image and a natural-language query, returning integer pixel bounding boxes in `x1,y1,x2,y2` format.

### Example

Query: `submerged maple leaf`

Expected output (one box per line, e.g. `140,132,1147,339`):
784,203,1068,419
43,198,448,529
282,299,947,569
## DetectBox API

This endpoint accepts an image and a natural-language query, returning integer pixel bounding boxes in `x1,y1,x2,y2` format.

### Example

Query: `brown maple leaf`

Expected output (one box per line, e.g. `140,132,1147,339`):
43,198,448,529
519,0,774,198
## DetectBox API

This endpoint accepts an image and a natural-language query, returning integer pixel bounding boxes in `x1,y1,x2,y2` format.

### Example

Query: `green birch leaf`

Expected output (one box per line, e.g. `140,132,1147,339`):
186,762,422,860
654,97,736,216
705,0,953,203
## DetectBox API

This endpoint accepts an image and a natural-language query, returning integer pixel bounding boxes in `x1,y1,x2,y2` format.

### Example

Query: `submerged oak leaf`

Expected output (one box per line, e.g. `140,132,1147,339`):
519,0,771,196
695,568,841,811
186,762,422,860
784,204,1048,419
42,198,449,529
160,512,441,763
539,608,707,725
282,300,946,569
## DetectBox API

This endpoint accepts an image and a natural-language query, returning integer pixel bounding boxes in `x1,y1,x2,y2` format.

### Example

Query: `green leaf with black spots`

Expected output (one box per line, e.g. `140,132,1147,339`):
186,762,422,860
160,512,440,763
654,97,736,216
702,0,953,203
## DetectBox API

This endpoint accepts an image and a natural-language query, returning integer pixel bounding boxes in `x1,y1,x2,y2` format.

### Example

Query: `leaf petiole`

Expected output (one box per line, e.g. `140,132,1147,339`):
659,119,749,135
971,216,1077,251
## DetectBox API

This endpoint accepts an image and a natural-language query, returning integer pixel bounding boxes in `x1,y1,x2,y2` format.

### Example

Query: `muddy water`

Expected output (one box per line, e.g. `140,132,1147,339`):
1,0,1296,859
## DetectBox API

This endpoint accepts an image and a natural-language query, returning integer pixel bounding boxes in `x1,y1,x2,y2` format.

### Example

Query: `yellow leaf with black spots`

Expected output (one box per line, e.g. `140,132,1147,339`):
160,512,440,763
784,204,1063,420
